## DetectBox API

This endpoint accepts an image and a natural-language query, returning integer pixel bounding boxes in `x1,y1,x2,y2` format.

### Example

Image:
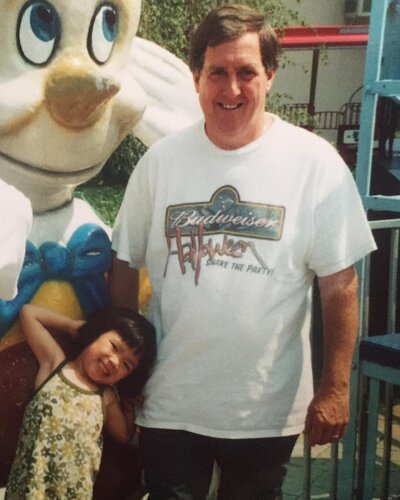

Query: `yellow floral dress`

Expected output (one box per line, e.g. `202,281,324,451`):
6,361,104,499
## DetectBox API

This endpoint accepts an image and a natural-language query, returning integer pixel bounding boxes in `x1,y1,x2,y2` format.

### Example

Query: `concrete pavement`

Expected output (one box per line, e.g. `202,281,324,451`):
283,405,400,499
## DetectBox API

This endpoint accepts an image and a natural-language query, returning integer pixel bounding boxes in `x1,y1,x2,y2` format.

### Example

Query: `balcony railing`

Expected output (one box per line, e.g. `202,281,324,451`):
279,102,361,130
298,218,400,499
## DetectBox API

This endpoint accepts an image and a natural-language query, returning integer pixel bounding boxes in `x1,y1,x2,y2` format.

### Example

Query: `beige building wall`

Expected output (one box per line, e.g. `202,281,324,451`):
271,0,368,142
283,0,347,24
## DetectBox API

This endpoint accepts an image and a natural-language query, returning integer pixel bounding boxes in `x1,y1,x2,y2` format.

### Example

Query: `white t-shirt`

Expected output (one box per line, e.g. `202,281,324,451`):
112,115,376,438
0,180,32,300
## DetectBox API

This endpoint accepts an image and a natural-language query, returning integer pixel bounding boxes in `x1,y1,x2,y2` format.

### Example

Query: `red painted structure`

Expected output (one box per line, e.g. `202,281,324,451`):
279,25,368,49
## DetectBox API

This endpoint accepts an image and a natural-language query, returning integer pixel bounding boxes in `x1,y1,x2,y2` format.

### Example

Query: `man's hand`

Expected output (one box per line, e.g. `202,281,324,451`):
304,387,349,446
305,265,359,447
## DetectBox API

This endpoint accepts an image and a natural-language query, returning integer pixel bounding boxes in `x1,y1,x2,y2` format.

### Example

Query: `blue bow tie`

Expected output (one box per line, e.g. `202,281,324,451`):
0,223,112,338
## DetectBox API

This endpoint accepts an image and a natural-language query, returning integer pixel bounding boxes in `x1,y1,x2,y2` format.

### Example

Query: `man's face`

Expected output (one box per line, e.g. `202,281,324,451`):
193,32,275,150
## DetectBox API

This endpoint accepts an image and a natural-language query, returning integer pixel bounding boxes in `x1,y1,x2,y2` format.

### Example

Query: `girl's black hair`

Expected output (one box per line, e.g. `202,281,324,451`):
75,306,157,398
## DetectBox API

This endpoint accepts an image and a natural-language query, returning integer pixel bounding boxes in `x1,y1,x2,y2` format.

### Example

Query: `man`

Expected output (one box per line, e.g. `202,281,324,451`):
0,179,32,300
111,5,376,499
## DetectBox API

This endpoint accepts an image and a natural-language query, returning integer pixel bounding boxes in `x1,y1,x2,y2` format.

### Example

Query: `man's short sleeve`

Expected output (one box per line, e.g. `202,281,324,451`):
308,149,376,277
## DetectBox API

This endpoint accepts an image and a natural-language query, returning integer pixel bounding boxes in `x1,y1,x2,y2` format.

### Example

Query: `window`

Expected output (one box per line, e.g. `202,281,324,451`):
363,0,372,12
344,0,357,13
345,0,371,22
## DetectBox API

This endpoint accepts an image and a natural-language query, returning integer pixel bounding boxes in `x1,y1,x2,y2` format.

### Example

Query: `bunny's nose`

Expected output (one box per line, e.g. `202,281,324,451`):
45,57,120,129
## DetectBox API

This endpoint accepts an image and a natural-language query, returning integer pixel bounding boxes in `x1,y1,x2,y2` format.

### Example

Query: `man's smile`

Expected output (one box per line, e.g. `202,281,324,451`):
218,103,243,110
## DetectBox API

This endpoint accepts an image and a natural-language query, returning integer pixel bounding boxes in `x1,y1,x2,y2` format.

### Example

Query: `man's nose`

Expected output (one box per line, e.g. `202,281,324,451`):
225,75,241,97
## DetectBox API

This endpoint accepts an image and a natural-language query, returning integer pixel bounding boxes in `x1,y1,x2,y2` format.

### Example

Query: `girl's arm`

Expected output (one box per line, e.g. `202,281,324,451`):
19,305,83,378
103,388,136,444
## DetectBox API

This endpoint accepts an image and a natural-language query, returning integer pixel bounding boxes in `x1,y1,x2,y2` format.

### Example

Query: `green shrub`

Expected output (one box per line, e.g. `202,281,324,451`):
75,186,125,227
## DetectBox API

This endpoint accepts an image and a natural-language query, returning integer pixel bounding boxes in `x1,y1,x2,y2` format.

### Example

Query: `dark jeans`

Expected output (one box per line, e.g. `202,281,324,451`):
139,427,298,500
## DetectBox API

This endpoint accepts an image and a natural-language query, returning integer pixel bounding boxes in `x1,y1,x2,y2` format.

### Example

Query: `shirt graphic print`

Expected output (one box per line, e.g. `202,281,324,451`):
164,185,285,285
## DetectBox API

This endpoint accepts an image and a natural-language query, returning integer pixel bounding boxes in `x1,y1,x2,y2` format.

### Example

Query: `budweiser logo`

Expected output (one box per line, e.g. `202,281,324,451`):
166,186,285,240
163,186,283,285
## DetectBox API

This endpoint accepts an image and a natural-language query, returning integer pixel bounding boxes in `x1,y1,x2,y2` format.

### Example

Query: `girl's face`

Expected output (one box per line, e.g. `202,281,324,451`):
81,330,140,386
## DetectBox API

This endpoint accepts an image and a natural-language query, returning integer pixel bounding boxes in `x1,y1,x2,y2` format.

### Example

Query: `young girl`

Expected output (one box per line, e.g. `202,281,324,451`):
5,304,156,499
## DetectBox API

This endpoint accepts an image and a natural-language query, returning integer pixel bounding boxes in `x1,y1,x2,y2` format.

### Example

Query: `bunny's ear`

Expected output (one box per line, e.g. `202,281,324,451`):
128,37,202,147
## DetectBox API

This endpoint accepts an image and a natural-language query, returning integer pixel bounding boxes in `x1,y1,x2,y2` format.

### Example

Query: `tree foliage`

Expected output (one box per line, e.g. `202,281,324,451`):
138,0,302,63
88,0,302,187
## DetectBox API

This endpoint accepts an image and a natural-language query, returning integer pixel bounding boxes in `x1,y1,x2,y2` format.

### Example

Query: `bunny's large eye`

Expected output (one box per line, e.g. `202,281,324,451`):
17,0,60,66
88,4,118,65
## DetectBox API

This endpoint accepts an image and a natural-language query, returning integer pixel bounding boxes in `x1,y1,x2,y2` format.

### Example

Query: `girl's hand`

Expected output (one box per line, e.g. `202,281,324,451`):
104,388,136,444
68,319,85,337
121,394,144,412
133,394,144,409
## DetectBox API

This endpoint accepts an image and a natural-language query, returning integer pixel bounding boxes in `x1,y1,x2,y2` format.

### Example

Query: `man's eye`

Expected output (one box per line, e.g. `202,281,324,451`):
240,69,255,79
210,69,225,78
110,341,117,351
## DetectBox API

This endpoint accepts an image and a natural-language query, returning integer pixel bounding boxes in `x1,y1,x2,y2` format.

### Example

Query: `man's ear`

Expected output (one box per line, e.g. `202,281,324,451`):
193,71,200,93
265,69,276,93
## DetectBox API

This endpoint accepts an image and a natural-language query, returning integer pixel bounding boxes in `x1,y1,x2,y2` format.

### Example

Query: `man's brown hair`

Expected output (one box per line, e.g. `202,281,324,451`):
189,4,281,74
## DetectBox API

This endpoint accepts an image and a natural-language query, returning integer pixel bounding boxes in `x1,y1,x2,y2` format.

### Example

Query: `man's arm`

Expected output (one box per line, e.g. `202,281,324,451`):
304,265,359,446
109,251,140,311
